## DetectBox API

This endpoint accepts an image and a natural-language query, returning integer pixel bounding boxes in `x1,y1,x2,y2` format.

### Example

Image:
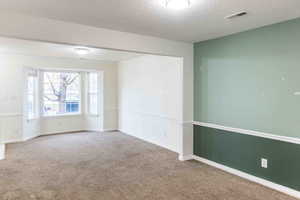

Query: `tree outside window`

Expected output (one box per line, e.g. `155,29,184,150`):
43,71,81,116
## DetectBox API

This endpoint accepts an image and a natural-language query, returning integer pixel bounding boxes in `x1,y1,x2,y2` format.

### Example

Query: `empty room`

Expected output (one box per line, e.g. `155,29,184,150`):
0,0,300,199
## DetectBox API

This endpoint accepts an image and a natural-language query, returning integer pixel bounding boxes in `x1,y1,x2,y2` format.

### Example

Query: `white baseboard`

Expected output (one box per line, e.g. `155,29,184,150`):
102,129,118,132
3,134,40,144
4,129,104,144
179,154,194,161
41,130,86,136
119,129,178,153
23,134,39,141
2,139,23,144
0,144,5,160
191,155,300,199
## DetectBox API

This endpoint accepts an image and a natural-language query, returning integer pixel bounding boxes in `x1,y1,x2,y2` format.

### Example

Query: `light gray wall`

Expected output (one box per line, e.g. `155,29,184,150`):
118,55,183,152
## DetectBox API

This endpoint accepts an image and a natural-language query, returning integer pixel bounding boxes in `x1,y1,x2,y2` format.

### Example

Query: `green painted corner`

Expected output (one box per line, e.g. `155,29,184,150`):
194,125,300,191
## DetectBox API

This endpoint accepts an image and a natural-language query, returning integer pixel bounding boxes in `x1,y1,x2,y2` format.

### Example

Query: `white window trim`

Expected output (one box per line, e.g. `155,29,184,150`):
23,68,103,122
42,112,82,118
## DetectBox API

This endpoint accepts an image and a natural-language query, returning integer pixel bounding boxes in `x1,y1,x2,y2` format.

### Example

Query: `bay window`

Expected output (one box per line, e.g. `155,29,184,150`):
26,70,101,118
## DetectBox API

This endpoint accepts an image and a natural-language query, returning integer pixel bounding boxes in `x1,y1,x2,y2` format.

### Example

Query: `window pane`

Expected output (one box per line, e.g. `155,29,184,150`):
89,73,98,93
89,94,98,115
28,94,34,118
43,101,59,115
66,102,79,113
43,71,81,116
27,77,34,94
27,75,37,119
88,73,98,115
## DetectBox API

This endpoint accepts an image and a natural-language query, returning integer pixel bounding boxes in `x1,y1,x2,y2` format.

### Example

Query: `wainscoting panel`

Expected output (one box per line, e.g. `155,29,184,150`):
119,111,181,153
194,125,300,191
0,114,23,143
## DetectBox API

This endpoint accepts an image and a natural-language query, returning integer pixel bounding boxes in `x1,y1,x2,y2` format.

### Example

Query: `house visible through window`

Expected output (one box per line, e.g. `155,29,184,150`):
88,72,98,115
27,70,38,119
43,71,81,116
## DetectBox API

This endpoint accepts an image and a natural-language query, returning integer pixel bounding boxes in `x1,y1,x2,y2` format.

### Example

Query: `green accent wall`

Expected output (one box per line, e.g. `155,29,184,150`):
194,125,300,191
194,18,300,191
194,17,300,139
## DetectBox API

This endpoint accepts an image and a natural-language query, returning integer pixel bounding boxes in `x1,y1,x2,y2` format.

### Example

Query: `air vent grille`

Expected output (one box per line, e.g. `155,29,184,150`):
225,11,247,19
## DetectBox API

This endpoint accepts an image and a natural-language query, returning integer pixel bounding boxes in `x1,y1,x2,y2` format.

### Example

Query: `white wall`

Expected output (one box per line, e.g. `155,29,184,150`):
118,55,182,152
0,54,118,143
0,144,4,160
0,12,193,158
0,56,28,143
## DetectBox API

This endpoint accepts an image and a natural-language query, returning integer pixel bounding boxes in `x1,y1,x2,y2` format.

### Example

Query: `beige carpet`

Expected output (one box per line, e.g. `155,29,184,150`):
0,131,297,200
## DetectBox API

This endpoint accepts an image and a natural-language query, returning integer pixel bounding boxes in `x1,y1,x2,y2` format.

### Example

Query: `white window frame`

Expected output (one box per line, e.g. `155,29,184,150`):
87,72,99,116
41,70,82,117
26,69,39,120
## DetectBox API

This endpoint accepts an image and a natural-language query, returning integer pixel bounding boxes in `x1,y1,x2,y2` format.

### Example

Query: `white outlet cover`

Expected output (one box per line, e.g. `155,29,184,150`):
261,158,268,168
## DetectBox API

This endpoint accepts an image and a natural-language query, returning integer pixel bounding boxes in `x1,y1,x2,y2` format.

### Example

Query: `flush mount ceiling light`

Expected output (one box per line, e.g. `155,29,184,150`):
74,47,90,55
164,0,191,10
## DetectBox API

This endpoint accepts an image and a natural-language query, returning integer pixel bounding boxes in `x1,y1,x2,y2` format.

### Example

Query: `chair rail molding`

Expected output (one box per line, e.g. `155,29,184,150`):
193,121,300,145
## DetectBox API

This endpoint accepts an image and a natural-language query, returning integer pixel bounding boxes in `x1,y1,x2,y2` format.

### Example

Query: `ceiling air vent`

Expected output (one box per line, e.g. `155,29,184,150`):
225,11,247,19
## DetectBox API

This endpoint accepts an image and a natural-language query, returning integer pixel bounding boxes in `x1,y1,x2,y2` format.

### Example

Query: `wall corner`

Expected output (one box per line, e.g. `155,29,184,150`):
0,143,5,160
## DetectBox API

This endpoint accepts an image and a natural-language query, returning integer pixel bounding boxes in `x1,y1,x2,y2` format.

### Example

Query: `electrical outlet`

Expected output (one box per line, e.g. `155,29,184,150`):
261,158,268,168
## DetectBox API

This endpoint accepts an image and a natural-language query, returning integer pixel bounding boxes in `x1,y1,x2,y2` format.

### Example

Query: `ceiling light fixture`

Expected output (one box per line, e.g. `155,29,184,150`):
164,0,191,10
74,47,90,55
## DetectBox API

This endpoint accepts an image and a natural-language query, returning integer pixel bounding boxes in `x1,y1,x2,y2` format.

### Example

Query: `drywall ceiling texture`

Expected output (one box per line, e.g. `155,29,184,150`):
0,0,300,42
0,37,142,62
0,12,194,158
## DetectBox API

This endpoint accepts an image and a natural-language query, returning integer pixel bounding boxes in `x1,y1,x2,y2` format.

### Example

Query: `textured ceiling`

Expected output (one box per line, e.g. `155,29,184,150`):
0,0,300,42
0,37,143,61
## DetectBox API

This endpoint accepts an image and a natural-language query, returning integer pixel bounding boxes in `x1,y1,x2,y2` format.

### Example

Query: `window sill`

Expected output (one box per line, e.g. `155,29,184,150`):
87,114,99,117
42,113,82,118
27,118,38,122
